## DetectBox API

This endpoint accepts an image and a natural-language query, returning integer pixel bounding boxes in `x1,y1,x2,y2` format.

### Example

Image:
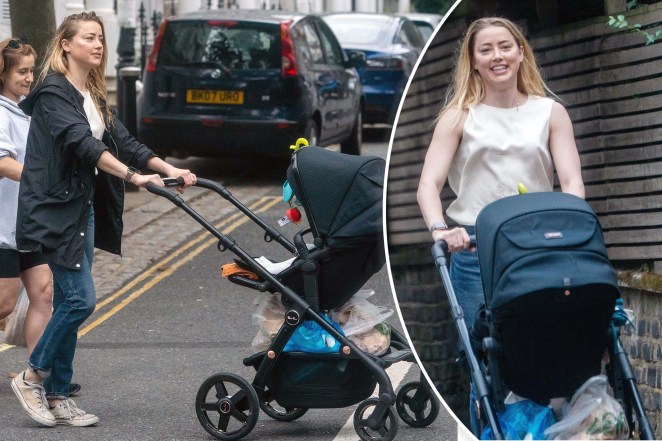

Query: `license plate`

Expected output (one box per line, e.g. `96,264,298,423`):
186,89,244,105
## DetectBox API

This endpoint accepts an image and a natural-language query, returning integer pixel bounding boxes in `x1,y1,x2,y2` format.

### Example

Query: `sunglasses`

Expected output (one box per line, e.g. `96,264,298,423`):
5,37,28,51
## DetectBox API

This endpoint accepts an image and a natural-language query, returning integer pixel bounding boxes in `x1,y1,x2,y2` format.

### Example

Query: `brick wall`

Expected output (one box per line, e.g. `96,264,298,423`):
621,286,662,436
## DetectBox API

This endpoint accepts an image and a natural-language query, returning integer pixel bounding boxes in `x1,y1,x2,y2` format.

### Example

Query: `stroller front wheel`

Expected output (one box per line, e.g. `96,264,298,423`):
395,381,440,428
259,387,309,421
195,372,259,441
353,398,399,441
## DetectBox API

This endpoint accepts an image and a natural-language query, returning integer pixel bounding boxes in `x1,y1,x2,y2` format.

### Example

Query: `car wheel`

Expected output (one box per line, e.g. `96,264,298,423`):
340,110,362,155
305,119,319,146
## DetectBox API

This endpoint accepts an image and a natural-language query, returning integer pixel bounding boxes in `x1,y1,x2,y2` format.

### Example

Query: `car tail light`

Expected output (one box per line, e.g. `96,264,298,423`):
146,19,168,73
366,57,405,70
280,21,298,77
202,119,224,127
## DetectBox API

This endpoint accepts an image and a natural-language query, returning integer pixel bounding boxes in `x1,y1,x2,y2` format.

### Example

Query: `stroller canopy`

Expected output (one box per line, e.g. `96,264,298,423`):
475,192,619,310
287,146,385,247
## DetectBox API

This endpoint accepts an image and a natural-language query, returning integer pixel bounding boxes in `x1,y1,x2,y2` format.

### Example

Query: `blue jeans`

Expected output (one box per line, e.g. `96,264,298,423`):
29,208,95,399
449,225,484,437
449,226,483,333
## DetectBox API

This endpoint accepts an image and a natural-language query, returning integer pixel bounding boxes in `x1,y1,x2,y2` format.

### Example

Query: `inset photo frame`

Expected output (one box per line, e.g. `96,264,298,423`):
386,1,662,440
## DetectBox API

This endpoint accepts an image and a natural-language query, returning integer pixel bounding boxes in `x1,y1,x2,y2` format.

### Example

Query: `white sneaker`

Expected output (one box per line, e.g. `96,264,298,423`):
11,370,56,427
50,399,99,426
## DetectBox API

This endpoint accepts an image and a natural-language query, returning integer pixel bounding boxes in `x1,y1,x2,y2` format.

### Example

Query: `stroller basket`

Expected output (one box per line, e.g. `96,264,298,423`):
244,352,376,408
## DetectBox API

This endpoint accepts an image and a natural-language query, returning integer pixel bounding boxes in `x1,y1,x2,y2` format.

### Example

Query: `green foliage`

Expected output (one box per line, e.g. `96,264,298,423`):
412,0,455,15
607,15,661,45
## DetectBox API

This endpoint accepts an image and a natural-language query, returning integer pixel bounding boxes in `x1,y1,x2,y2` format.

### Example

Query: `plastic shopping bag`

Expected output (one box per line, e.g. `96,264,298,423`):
544,375,629,440
481,399,555,440
4,284,28,347
329,289,394,336
251,293,285,352
349,322,391,356
329,289,393,355
251,294,345,354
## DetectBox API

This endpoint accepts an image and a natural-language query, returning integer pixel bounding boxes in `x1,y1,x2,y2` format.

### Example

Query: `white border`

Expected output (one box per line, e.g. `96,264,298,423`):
382,0,479,440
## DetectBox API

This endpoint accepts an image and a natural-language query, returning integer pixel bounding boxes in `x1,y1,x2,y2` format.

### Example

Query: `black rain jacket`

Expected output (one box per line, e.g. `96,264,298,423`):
16,73,155,270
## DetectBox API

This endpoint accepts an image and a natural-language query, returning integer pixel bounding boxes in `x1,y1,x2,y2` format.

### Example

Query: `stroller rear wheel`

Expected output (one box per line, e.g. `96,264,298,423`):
353,398,399,441
259,387,309,421
195,373,259,441
395,381,440,428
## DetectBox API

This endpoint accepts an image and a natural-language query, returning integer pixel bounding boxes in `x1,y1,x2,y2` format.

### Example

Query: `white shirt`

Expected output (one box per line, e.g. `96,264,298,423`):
80,90,105,140
446,96,555,225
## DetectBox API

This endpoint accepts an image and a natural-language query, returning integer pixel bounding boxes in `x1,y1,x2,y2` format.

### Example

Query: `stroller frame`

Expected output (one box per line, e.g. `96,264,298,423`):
148,176,438,441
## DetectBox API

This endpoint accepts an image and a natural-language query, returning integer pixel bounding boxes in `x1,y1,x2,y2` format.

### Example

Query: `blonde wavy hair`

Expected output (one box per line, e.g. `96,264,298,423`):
40,11,112,123
439,17,551,123
0,38,37,94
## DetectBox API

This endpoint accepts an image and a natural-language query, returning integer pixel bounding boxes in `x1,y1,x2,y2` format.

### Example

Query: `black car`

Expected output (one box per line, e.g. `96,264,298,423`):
137,10,365,158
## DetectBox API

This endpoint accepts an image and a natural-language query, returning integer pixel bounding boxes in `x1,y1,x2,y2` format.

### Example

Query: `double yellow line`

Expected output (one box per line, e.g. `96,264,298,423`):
0,195,282,353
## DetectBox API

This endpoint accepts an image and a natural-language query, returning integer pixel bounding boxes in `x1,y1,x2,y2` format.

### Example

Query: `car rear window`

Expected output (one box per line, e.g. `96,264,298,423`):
159,20,280,70
415,23,434,42
323,16,391,46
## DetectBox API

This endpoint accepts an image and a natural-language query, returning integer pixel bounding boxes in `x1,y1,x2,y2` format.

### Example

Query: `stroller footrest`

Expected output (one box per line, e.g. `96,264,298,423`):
381,349,414,366
228,275,270,292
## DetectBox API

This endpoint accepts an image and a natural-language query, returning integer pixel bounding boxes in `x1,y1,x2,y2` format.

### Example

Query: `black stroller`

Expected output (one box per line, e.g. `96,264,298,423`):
147,145,439,441
432,191,654,440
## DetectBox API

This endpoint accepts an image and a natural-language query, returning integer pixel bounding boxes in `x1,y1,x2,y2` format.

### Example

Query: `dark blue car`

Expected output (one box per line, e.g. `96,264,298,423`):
137,10,365,158
322,13,424,126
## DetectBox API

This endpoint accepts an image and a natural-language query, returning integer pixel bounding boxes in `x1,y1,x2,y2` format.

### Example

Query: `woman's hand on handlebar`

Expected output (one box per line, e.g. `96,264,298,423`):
167,167,197,193
433,227,472,252
131,173,164,188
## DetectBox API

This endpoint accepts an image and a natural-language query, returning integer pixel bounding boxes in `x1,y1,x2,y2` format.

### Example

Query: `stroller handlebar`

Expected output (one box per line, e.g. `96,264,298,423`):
163,177,185,187
432,235,477,266
144,177,184,200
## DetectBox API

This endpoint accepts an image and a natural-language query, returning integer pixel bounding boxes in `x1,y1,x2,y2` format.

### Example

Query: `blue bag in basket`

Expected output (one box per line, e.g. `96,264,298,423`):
284,313,344,353
481,399,555,440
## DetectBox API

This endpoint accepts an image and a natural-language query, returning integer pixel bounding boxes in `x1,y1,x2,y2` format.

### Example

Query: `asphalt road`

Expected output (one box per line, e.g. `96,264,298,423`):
0,135,458,441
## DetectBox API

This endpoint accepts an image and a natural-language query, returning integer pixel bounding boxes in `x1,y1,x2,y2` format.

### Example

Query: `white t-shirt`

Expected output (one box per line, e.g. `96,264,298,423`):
81,90,105,140
0,95,30,250
446,96,555,225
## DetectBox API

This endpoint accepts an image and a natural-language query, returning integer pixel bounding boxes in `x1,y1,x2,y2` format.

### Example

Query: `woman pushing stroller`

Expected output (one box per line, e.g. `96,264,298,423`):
416,17,584,436
11,11,195,427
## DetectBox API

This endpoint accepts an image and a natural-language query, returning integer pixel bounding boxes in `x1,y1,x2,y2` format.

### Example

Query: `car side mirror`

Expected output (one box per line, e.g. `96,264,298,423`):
345,50,366,69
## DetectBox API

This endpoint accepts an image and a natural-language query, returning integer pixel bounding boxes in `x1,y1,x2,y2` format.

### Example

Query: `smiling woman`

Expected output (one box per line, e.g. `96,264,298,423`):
416,16,584,438
0,37,56,417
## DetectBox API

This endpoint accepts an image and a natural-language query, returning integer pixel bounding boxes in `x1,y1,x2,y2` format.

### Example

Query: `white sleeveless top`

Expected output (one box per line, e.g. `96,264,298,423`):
446,96,555,225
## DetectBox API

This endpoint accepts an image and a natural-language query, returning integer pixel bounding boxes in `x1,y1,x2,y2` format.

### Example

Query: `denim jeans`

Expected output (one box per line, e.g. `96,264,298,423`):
29,208,95,399
449,226,483,333
449,225,484,437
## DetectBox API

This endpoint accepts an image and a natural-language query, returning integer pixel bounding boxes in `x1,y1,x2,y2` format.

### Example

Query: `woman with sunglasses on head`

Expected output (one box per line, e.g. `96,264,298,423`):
10,12,196,428
417,17,584,437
